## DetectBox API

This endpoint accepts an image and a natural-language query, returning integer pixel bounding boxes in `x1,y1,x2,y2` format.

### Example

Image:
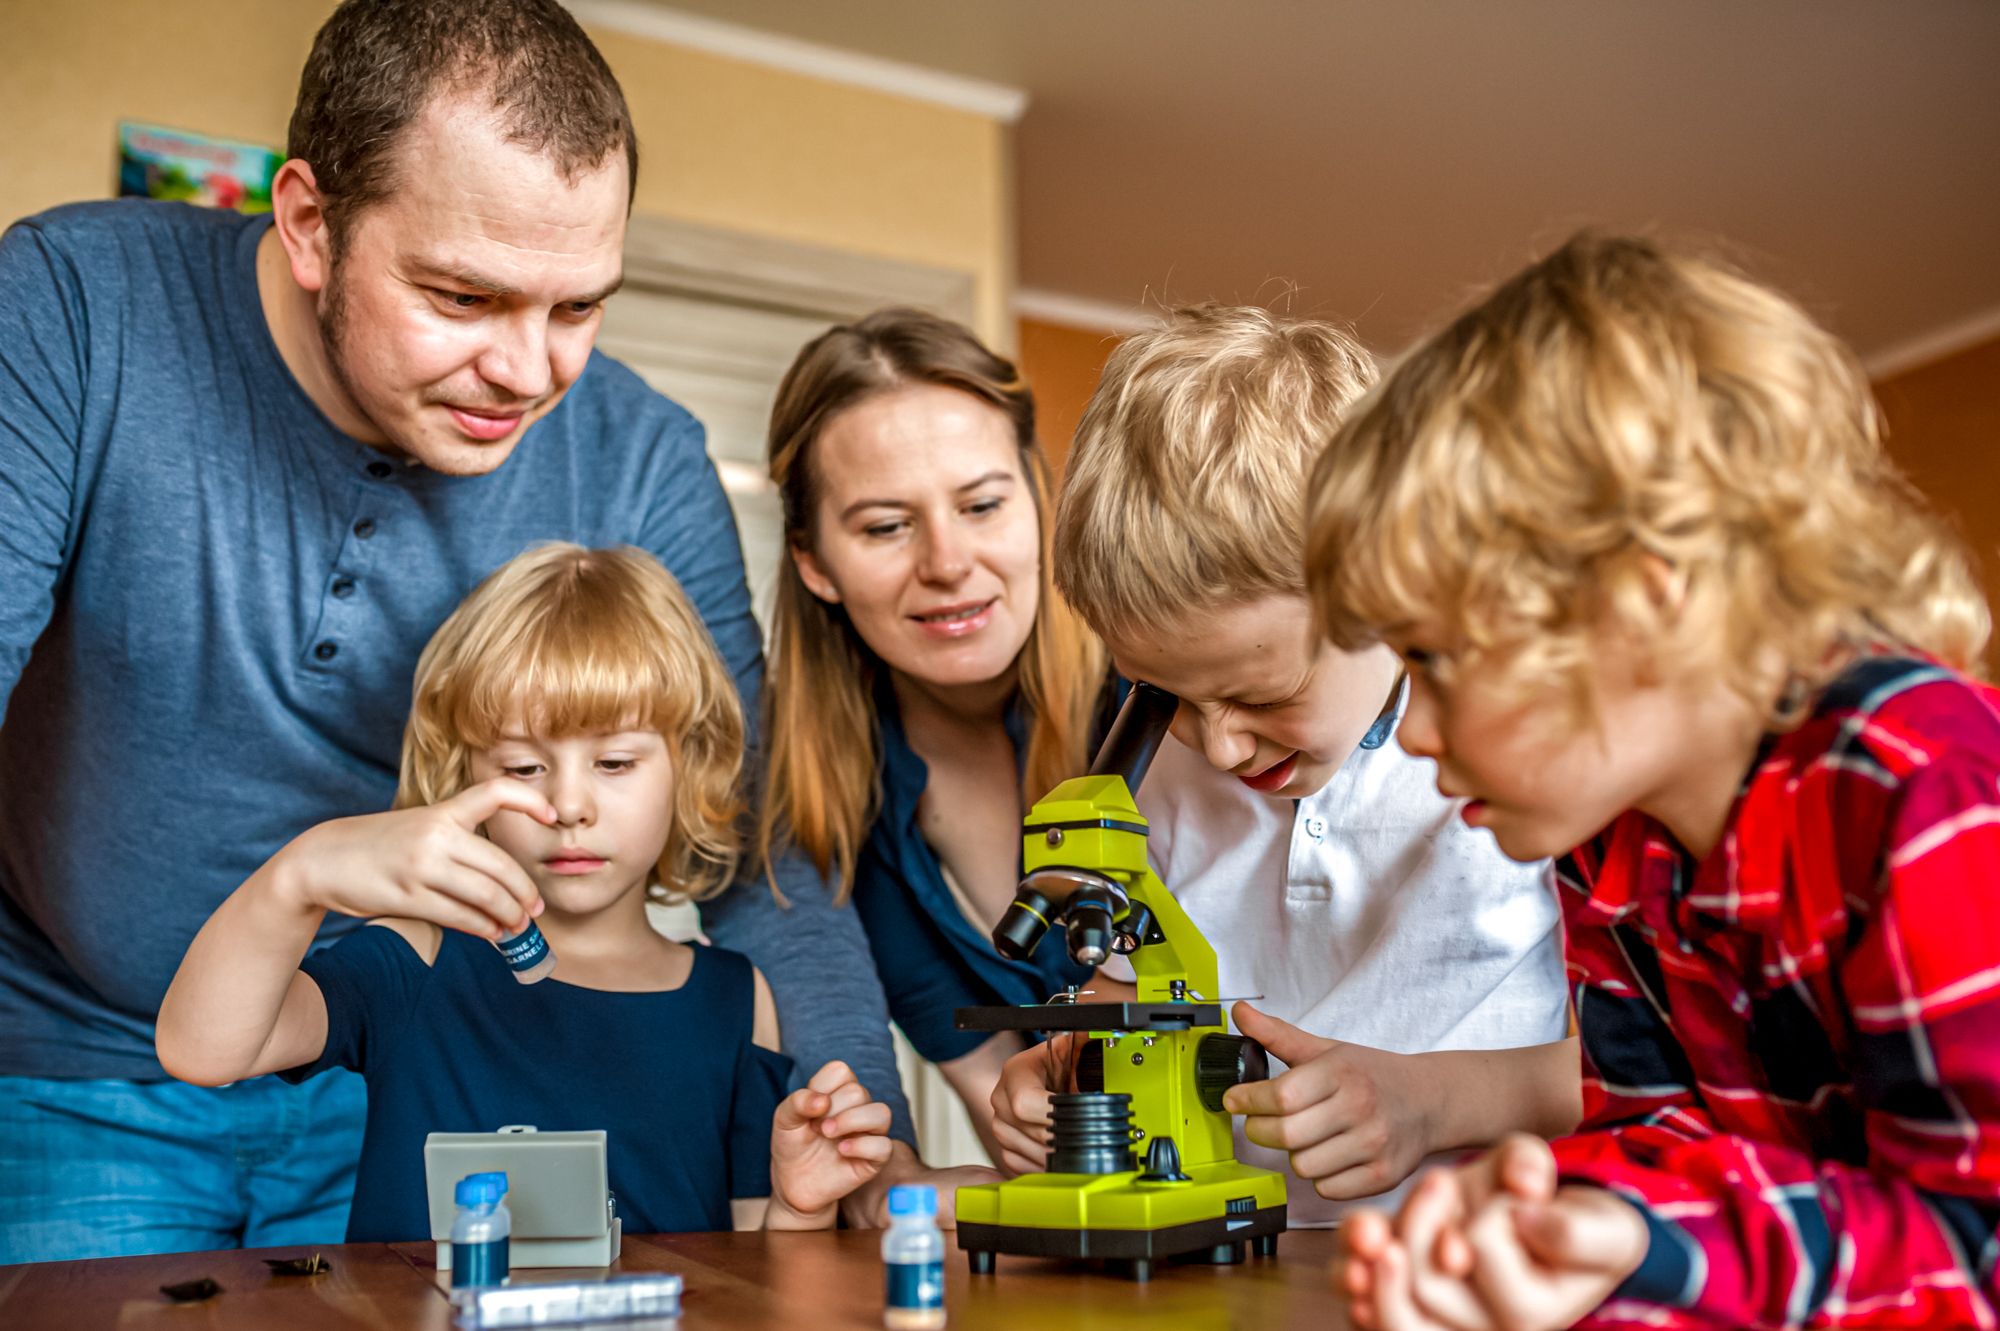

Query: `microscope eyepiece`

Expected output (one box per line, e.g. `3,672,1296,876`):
992,886,1055,961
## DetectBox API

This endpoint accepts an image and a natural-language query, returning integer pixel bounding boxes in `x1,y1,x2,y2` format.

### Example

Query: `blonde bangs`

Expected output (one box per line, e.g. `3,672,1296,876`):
398,544,745,899
1305,232,1991,730
440,589,696,752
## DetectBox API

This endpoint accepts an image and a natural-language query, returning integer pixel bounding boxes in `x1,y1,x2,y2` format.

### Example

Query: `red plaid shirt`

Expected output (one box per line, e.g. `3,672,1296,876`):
1553,653,2000,1330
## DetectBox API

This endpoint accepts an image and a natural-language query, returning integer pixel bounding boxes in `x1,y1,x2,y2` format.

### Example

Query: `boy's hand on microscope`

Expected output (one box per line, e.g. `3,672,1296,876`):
1337,1135,1646,1331
1224,1002,1438,1200
272,778,555,939
989,1031,1087,1174
768,1060,895,1227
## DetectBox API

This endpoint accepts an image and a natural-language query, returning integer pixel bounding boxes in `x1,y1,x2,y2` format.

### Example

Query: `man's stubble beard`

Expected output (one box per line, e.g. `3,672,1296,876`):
315,260,396,452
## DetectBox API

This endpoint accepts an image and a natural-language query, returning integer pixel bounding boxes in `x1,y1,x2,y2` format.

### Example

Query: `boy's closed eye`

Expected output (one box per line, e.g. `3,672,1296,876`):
1235,673,1312,712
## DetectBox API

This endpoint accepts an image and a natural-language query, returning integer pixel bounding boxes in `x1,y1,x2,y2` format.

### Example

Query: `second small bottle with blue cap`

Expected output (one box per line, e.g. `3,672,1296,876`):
882,1183,945,1329
451,1170,512,1290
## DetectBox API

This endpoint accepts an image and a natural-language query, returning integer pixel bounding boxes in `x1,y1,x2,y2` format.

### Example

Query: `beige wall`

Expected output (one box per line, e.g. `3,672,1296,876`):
0,0,1012,344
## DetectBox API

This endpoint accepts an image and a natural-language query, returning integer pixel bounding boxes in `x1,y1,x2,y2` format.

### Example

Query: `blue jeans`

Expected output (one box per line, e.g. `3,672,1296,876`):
0,1070,365,1263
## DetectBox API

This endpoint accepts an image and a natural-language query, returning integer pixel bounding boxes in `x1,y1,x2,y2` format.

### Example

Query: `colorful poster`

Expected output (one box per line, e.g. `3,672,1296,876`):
117,121,282,213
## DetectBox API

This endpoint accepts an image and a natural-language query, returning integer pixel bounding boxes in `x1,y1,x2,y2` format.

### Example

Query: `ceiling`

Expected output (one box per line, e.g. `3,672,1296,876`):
635,1,2000,365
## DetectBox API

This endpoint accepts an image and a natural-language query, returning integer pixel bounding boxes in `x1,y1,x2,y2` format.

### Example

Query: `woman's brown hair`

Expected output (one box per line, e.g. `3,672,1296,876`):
756,308,1105,901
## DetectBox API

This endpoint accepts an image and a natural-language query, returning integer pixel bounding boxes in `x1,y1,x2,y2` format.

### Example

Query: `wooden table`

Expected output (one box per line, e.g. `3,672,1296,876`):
0,1229,1348,1329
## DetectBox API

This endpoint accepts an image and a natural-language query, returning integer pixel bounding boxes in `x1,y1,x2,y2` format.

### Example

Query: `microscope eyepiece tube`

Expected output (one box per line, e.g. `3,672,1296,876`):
992,886,1056,961
1086,681,1179,792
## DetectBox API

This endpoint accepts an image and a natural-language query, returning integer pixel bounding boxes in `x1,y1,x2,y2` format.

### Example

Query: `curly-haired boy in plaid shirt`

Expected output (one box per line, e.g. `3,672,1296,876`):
1306,232,2000,1331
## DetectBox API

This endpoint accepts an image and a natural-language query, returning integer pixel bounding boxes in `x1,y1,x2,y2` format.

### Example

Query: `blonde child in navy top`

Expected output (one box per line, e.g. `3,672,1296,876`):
158,543,892,1239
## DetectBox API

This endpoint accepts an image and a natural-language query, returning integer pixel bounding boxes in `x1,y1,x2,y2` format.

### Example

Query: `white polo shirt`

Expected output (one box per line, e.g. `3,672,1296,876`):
1115,712,1568,1226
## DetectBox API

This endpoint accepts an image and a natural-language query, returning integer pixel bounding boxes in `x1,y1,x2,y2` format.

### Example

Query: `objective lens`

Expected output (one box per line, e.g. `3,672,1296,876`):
1063,883,1120,966
992,887,1055,961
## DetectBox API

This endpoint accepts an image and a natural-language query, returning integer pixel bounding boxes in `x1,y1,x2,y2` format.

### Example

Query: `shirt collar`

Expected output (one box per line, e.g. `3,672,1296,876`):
1357,674,1409,751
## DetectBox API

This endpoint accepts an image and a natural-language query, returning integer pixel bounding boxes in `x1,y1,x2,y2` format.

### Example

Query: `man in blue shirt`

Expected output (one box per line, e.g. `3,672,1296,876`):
0,0,930,1261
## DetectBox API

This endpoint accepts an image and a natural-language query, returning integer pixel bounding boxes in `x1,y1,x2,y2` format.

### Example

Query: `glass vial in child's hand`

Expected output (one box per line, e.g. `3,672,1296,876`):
494,920,555,983
883,1184,946,1330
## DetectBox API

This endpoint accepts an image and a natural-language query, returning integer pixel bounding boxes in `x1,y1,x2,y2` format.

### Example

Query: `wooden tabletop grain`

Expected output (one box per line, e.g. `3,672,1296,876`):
0,1228,1350,1330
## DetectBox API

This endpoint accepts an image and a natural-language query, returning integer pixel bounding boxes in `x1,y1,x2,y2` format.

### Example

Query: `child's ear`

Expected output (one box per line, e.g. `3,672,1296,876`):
789,543,841,605
1638,552,1688,616
1628,552,1688,688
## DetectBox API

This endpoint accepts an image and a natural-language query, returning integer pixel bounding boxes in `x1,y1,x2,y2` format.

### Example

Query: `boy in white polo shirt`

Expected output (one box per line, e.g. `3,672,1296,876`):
992,305,1576,1226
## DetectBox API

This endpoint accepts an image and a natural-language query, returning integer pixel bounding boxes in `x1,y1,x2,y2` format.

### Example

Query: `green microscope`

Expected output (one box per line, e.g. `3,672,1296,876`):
953,682,1287,1281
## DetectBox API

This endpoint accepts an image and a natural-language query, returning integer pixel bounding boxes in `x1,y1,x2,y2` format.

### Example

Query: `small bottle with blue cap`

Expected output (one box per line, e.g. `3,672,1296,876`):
450,1171,512,1291
882,1183,945,1329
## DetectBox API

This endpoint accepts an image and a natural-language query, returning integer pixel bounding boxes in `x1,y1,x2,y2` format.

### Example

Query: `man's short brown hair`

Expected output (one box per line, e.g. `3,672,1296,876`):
288,0,637,246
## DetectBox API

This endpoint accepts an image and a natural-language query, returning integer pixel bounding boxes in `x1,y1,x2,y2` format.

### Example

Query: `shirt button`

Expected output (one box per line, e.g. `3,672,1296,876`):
313,641,339,662
365,461,393,479
353,517,376,539
331,577,357,599
1303,815,1328,841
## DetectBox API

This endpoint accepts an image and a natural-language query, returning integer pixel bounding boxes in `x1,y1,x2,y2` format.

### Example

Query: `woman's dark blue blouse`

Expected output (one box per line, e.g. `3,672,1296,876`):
849,679,1098,1063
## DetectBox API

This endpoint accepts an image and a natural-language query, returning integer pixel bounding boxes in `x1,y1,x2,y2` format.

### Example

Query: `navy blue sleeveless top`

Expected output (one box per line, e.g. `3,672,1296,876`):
284,925,793,1241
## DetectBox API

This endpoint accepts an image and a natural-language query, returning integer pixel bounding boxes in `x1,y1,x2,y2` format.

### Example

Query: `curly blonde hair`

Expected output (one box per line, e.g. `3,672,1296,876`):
1056,304,1378,642
398,543,744,901
1305,232,1989,725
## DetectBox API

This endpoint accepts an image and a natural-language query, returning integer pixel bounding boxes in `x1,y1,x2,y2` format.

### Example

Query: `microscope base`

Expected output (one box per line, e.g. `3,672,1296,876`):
955,1159,1289,1281
957,1195,1286,1283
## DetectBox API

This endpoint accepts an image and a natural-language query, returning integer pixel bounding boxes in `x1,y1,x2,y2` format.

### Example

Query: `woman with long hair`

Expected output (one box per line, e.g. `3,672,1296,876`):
756,308,1107,1163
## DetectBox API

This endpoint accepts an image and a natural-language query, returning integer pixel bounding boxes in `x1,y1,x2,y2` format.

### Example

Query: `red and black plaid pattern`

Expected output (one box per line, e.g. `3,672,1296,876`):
1551,653,2000,1330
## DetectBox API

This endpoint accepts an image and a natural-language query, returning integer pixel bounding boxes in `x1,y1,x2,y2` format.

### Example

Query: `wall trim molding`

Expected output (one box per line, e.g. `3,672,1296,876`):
619,213,976,327
1865,302,2000,380
565,1,1029,122
1014,287,1161,334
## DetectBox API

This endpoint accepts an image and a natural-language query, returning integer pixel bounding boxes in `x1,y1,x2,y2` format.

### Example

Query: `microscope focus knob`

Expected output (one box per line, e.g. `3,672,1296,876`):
1195,1034,1271,1112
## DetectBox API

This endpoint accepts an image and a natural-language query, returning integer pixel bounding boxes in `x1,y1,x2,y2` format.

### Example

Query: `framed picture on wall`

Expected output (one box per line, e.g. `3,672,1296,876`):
117,121,281,214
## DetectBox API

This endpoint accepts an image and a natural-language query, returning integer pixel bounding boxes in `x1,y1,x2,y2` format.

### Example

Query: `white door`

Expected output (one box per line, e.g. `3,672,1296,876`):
594,289,829,632
605,219,993,1170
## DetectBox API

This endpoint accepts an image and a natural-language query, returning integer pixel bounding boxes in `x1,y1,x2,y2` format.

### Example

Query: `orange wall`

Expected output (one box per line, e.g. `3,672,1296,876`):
1017,317,1124,474
1875,333,2000,662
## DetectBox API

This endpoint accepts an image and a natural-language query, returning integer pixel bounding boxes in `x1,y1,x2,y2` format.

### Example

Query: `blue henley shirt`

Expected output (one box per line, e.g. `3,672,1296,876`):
0,201,910,1139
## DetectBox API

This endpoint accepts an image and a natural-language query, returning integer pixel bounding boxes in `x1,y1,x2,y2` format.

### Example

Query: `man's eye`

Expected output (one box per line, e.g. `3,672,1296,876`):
562,301,599,318
436,290,486,310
